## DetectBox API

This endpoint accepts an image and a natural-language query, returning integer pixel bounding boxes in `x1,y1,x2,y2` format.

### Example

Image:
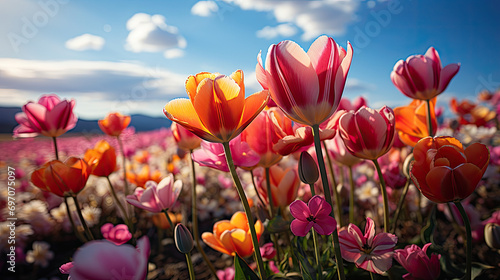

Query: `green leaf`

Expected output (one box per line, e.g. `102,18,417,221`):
267,214,290,234
295,237,317,280
234,254,261,280
421,205,437,244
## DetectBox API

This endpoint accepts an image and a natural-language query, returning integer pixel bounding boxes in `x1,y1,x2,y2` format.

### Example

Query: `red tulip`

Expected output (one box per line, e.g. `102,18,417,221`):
84,140,117,177
14,94,77,138
410,136,489,203
257,35,353,126
391,47,460,100
31,157,90,197
98,112,131,137
338,106,396,160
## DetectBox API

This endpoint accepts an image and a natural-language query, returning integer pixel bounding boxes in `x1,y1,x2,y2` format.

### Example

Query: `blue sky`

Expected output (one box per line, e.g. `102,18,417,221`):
1,0,499,119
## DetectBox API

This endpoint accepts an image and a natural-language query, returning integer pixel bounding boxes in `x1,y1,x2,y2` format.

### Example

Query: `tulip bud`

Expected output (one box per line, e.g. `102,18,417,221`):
485,223,500,250
174,224,194,254
298,151,319,185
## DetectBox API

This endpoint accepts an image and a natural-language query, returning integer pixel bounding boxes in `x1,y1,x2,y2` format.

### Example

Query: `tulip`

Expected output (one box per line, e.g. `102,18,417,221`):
484,223,500,250
410,136,490,203
298,151,319,185
391,47,460,100
257,165,301,207
202,211,264,258
100,223,132,245
339,106,396,160
325,134,362,167
271,108,314,155
393,243,441,280
126,165,162,188
338,217,398,274
164,70,269,143
260,242,277,260
98,112,131,137
241,109,283,167
152,211,182,229
191,135,260,172
84,140,117,177
257,35,353,126
14,94,77,138
31,157,90,197
171,122,202,151
338,97,367,112
394,98,437,147
175,223,194,254
126,174,182,213
68,236,150,280
290,195,337,236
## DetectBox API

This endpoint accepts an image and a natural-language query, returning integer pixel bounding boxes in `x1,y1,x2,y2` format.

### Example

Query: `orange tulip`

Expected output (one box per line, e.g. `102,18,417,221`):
164,70,269,143
450,98,475,116
126,165,162,188
202,211,264,258
394,98,437,147
410,136,489,203
257,166,300,207
152,212,183,230
171,122,202,151
241,109,282,168
98,112,131,137
84,140,117,177
31,157,90,197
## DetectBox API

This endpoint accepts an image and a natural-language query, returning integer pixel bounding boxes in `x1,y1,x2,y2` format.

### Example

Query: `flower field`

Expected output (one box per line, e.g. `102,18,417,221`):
1,36,500,280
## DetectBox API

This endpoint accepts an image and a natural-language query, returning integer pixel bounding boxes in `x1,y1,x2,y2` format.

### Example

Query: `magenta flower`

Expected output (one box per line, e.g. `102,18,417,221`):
393,243,441,280
391,47,460,100
67,236,150,280
14,94,77,138
101,223,132,245
289,195,337,236
192,135,260,172
126,174,182,213
338,217,398,274
260,242,277,260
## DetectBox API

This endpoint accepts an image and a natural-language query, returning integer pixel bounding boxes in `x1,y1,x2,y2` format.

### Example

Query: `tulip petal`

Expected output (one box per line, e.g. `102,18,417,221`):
219,230,237,255
453,163,482,200
437,63,460,93
233,90,269,139
434,145,466,168
290,219,313,237
230,212,250,232
202,232,233,256
213,220,236,240
230,229,254,258
464,143,490,173
289,199,310,221
164,99,219,142
425,166,454,203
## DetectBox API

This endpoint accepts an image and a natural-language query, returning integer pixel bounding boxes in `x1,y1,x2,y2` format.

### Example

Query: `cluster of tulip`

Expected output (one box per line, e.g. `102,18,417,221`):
3,34,499,280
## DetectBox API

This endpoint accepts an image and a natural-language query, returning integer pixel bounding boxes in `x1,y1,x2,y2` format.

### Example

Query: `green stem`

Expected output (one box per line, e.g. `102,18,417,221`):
454,201,472,280
72,195,94,240
52,137,59,160
64,197,86,242
425,99,434,138
370,271,375,280
117,136,131,216
185,253,196,280
265,167,275,217
222,142,266,280
309,183,316,196
348,166,355,225
189,150,220,280
163,209,175,229
391,179,410,233
312,229,322,280
312,125,345,280
106,176,131,228
372,160,390,232
322,140,343,228
250,170,266,208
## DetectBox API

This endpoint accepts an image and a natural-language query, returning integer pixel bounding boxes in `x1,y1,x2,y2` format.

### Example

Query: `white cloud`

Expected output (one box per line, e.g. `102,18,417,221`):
164,49,185,59
191,1,219,17
256,23,297,39
125,13,187,55
65,34,105,51
222,0,359,40
0,58,188,118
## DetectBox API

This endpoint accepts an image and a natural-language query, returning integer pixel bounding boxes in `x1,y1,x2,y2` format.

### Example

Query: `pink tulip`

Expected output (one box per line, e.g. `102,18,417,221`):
260,242,277,260
270,108,314,155
257,35,353,126
171,122,202,151
339,106,396,160
14,94,77,138
216,266,235,280
325,133,362,167
192,135,260,172
338,97,367,112
101,223,132,245
290,195,337,236
67,236,150,280
391,47,460,100
126,174,182,213
338,217,398,274
241,109,283,168
394,243,441,280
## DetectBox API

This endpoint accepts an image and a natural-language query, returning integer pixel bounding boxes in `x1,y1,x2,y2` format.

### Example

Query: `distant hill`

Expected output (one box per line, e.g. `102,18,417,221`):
0,107,172,134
